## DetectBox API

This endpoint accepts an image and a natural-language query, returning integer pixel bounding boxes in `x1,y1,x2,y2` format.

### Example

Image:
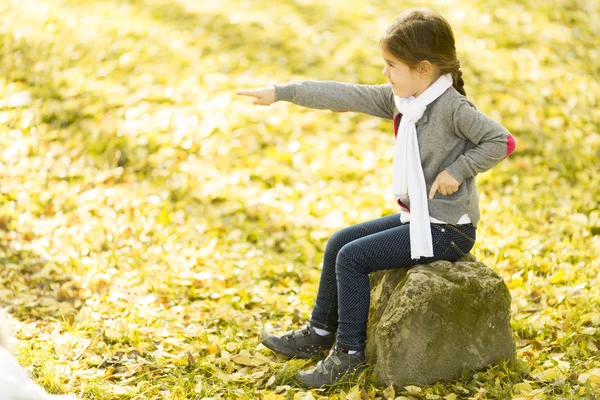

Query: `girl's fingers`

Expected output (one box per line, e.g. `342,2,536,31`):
236,90,257,97
429,180,439,199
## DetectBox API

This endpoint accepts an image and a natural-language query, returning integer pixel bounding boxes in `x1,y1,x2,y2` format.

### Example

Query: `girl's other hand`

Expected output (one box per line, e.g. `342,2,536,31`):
429,170,460,199
236,88,275,106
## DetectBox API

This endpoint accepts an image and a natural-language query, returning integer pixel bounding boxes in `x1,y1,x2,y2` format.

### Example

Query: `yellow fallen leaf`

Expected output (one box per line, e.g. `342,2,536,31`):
195,379,203,393
226,342,237,352
444,394,457,400
581,368,600,389
173,357,189,366
531,367,566,382
110,385,130,395
251,370,266,380
346,385,368,400
509,277,524,288
266,375,277,387
215,369,230,384
578,373,590,384
231,354,266,367
74,369,106,380
221,349,231,361
264,394,285,400
514,359,531,374
404,385,423,395
549,269,564,284
238,349,253,357
382,384,395,400
528,389,546,399
274,385,292,394
590,368,600,377
512,382,532,393
580,313,600,326
346,385,362,400
294,392,317,400
252,352,273,363
74,335,101,361
581,327,597,335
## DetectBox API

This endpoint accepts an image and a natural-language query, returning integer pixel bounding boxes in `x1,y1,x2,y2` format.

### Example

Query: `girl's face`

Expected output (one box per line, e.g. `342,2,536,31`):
381,45,431,98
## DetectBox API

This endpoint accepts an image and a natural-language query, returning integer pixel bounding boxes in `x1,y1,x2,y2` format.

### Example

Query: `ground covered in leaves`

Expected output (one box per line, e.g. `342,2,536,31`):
0,0,599,399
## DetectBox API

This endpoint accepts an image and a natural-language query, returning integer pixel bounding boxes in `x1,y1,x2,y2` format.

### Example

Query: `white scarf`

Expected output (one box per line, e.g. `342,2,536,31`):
392,74,453,259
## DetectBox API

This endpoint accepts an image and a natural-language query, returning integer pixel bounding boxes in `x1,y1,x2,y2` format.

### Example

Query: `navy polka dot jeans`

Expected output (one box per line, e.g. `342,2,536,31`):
309,213,476,352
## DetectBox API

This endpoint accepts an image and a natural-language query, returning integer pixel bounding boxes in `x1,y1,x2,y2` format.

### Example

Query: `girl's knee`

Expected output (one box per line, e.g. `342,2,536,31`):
326,227,355,253
336,243,371,275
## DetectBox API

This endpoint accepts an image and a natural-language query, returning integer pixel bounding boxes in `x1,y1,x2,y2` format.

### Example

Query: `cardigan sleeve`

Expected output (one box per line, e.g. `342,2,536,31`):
273,81,395,120
445,97,516,184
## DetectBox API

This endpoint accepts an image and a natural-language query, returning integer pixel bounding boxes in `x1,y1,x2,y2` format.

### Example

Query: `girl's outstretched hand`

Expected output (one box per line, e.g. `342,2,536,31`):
236,87,275,106
429,170,460,199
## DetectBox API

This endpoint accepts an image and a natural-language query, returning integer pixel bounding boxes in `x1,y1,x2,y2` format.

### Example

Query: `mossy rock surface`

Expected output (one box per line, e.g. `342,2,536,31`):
366,254,515,386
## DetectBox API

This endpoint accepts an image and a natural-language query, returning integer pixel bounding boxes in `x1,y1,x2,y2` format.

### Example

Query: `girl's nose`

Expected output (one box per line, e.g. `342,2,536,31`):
382,65,390,78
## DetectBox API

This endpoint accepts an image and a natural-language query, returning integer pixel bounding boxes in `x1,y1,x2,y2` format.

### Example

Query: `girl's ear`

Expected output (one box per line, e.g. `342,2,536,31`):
417,60,435,77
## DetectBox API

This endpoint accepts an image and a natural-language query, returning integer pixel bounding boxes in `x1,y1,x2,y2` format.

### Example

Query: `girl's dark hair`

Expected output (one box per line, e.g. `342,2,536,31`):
380,8,466,96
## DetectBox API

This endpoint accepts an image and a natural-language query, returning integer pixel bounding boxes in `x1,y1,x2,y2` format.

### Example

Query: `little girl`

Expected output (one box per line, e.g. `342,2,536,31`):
238,7,515,388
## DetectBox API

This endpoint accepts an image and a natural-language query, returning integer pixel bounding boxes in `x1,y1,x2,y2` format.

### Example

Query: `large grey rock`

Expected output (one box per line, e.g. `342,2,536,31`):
366,254,515,386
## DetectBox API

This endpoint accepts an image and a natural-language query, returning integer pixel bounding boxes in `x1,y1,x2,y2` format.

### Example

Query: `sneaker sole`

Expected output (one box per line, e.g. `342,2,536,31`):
295,364,367,388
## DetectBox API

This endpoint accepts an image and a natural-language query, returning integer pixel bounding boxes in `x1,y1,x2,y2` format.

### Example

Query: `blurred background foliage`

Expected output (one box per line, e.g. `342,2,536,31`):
0,0,599,398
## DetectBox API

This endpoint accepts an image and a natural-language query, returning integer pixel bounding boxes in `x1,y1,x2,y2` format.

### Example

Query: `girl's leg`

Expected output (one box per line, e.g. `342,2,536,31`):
334,223,476,352
309,214,404,332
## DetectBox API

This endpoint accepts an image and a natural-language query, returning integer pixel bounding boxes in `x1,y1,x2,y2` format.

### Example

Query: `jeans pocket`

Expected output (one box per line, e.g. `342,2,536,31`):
438,242,462,261
430,224,449,246
447,225,477,244
439,239,474,261
449,241,469,257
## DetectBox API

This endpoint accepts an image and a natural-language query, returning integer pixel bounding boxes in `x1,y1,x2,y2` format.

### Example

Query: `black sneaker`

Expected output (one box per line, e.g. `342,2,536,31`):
260,324,335,359
295,345,367,388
